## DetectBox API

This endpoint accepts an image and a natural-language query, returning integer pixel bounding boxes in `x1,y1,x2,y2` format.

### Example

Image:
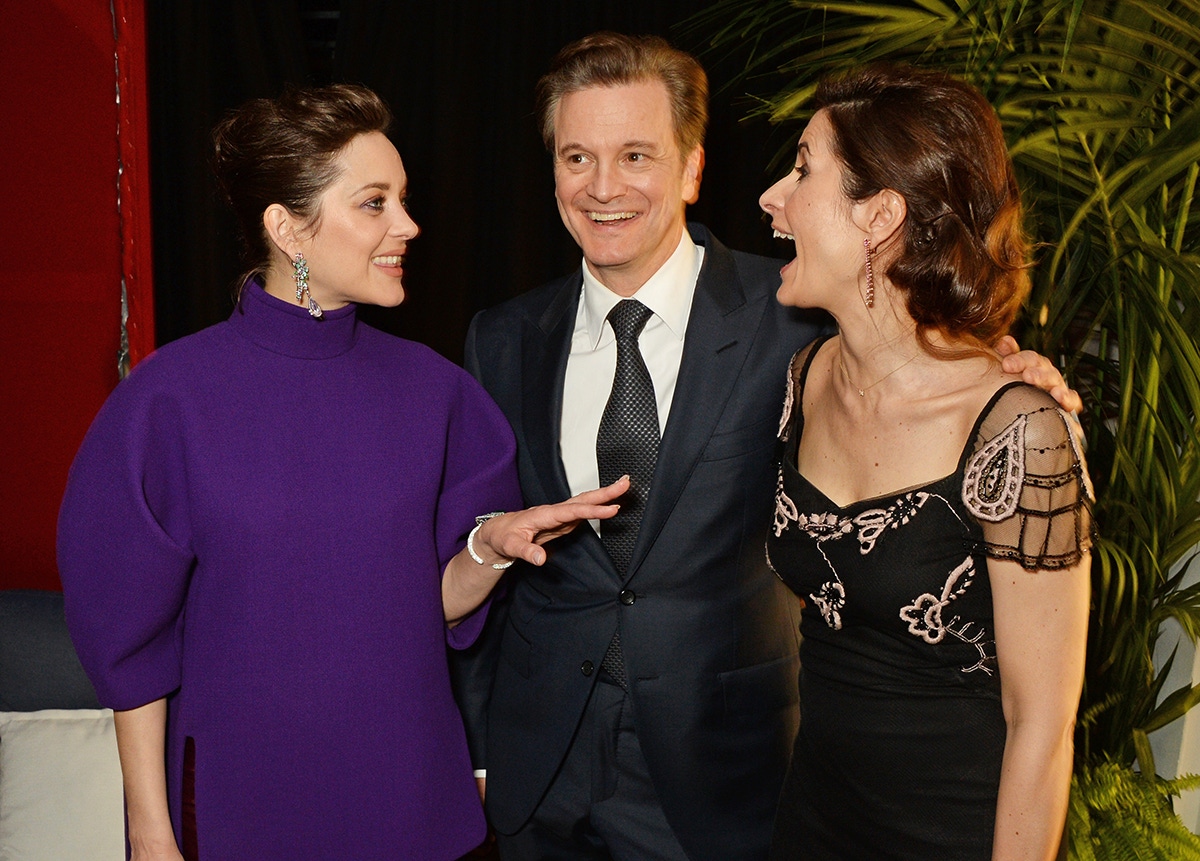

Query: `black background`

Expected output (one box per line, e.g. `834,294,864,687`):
146,0,796,362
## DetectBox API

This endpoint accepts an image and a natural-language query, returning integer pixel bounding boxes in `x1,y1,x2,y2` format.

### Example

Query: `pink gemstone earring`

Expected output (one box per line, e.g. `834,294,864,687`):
863,238,875,309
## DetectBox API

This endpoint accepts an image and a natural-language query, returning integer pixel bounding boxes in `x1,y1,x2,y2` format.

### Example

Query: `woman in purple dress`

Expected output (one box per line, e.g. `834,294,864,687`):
57,84,625,861
758,66,1093,860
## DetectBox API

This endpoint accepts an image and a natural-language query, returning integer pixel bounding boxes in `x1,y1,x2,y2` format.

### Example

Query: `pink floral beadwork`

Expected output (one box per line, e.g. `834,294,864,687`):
899,556,976,644
811,580,847,630
797,512,855,541
773,468,799,537
962,414,1026,522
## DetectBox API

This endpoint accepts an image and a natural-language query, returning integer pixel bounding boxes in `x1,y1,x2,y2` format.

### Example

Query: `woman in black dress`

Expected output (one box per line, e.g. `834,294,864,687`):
759,65,1093,860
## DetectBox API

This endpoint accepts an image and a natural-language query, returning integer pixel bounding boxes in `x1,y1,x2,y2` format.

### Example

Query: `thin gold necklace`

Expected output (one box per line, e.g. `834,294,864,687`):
838,350,918,397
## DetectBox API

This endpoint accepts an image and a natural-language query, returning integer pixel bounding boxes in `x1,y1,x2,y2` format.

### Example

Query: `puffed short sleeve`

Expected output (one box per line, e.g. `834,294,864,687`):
57,368,196,710
434,370,523,650
962,384,1096,570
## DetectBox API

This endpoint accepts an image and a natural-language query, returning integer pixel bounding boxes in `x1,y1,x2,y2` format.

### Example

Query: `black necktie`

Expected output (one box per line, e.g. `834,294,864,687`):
597,299,660,570
596,299,660,689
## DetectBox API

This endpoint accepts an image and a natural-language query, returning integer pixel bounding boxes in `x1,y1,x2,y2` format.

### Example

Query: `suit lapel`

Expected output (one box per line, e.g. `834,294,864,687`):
521,274,619,578
627,227,767,577
520,277,576,506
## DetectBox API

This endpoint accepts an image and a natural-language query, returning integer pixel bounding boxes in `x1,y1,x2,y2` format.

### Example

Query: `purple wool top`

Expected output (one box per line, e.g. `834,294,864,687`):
57,283,522,860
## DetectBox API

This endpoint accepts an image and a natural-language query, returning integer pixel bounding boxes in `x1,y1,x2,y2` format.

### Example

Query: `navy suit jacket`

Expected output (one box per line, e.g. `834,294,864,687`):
454,224,828,860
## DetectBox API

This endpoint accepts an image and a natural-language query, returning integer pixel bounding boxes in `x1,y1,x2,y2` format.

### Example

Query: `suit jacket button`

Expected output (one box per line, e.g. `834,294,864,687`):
581,660,594,676
619,589,636,605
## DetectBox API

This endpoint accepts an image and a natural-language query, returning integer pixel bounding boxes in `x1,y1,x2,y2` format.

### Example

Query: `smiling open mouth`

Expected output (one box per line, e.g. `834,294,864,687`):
372,255,405,265
773,229,794,241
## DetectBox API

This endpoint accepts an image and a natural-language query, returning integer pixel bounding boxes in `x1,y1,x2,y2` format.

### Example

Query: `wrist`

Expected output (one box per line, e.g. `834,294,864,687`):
467,512,513,570
127,823,179,855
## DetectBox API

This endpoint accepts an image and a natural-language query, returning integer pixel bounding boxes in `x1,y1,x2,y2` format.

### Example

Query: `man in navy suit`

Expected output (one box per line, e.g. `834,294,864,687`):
454,32,1072,861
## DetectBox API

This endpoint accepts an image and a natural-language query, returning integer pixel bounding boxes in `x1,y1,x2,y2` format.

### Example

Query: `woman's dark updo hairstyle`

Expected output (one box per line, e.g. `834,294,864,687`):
211,83,392,285
813,64,1029,354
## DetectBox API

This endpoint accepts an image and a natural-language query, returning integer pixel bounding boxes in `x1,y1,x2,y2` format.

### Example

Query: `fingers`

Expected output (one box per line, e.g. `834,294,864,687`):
569,475,630,505
504,540,548,567
482,503,619,566
541,476,627,526
999,348,1051,376
475,517,545,567
523,500,621,538
999,350,1082,413
1049,385,1083,414
482,477,630,568
994,334,1020,357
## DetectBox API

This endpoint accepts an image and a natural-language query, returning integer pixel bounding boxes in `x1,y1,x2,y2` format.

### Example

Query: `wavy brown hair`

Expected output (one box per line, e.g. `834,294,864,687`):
813,64,1030,354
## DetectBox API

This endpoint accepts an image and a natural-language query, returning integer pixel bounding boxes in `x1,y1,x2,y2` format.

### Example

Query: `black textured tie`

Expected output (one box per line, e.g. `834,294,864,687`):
596,299,659,689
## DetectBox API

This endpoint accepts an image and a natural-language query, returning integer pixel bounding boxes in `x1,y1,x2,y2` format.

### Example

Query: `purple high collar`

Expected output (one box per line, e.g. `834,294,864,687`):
230,281,359,359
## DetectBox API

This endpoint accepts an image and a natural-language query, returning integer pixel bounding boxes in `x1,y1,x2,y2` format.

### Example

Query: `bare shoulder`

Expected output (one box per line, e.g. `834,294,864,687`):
946,357,1029,425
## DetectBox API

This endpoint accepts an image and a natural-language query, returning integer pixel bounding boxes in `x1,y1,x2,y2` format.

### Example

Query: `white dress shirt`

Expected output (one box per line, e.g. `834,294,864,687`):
560,230,705,501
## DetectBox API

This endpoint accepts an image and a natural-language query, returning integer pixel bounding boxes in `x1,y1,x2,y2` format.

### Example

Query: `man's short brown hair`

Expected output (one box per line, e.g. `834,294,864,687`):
536,31,708,156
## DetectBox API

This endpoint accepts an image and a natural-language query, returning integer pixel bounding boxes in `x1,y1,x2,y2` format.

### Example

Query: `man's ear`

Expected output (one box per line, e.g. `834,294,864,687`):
263,203,299,257
682,145,704,205
854,188,906,247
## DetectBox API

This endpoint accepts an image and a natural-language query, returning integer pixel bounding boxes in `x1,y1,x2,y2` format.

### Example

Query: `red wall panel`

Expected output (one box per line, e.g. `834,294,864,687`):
0,0,152,590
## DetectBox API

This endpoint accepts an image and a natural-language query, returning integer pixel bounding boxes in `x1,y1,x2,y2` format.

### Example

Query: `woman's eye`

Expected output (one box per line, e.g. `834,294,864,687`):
794,164,809,181
364,197,385,211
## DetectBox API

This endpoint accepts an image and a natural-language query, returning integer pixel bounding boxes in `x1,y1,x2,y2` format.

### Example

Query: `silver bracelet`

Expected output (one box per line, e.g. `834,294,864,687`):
468,512,513,570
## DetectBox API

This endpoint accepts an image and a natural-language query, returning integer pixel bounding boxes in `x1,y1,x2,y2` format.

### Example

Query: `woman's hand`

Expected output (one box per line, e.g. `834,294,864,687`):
474,476,628,567
995,335,1082,413
442,477,627,623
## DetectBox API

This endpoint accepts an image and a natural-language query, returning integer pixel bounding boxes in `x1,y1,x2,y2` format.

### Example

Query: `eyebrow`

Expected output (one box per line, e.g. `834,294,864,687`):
796,141,811,158
352,182,391,194
556,139,662,155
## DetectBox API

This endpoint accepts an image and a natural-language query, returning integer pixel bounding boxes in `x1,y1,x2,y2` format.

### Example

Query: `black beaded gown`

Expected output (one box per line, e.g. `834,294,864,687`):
766,338,1094,861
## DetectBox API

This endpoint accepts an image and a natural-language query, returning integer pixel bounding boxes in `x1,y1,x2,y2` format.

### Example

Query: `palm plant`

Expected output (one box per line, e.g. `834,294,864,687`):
691,0,1200,856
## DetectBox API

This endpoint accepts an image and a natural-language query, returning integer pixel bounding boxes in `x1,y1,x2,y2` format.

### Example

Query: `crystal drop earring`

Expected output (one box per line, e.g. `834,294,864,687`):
292,252,322,318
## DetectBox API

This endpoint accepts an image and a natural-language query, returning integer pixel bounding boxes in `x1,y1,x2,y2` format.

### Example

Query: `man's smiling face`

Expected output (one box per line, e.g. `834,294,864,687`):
552,80,703,297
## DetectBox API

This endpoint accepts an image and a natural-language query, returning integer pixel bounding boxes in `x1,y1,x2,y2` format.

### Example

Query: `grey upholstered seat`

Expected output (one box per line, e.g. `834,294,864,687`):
0,589,100,711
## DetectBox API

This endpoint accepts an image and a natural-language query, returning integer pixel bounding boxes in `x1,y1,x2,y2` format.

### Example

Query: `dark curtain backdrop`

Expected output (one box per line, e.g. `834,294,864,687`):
147,0,794,362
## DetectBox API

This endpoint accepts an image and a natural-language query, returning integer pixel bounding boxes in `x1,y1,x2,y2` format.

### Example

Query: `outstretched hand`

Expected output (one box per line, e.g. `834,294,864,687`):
995,336,1082,413
477,476,628,567
442,478,627,625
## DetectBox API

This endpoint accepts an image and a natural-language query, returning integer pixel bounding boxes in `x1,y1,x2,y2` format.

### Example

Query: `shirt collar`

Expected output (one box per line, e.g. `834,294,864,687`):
579,230,703,349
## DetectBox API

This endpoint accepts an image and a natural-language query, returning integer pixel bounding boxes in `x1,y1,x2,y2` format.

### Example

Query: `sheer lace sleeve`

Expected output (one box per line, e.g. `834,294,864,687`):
962,384,1096,570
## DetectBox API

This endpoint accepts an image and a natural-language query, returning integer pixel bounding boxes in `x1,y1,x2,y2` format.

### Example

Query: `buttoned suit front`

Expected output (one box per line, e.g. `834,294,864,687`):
455,224,828,861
